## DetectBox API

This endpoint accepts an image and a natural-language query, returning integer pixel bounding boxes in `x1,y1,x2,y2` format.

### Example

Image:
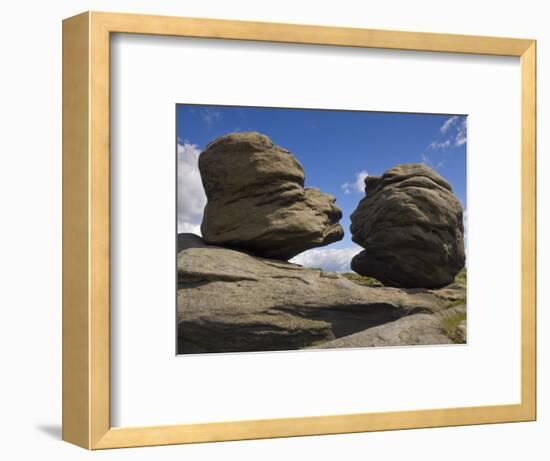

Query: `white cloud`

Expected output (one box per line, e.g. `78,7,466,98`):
440,115,459,133
341,170,369,194
177,142,206,234
179,222,202,236
455,118,467,146
354,170,369,192
429,116,467,151
422,116,467,167
428,139,451,151
290,246,362,272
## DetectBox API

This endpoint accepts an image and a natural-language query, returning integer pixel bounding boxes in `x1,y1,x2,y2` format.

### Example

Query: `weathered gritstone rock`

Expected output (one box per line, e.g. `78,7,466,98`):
350,163,465,288
198,132,344,260
455,318,467,343
177,234,466,354
312,305,466,349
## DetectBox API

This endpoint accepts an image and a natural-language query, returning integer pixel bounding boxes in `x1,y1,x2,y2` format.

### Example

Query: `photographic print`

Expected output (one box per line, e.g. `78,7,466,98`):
177,104,467,355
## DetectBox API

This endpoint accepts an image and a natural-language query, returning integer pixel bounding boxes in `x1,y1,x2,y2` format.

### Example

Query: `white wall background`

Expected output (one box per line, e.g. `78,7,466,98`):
0,0,547,459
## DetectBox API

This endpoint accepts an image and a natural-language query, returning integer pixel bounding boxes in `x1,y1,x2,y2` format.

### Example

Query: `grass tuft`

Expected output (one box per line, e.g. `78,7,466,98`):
341,272,384,287
454,267,467,286
440,310,467,343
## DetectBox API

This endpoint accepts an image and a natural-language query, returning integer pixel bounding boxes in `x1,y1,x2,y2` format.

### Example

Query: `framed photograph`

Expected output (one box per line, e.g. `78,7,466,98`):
62,11,536,449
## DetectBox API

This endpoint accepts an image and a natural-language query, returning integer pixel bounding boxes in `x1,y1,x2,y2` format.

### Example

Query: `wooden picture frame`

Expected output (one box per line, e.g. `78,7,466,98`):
62,11,536,449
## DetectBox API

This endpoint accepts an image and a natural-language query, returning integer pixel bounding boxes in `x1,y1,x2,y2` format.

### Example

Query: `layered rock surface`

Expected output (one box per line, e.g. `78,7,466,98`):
350,163,465,288
313,304,466,348
198,132,344,260
177,233,466,353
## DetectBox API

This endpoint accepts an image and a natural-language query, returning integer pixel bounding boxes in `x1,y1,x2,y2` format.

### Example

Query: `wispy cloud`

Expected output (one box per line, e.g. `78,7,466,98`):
440,115,459,133
421,152,445,170
421,115,467,169
290,246,362,272
428,139,451,151
431,115,468,150
341,170,369,194
200,109,221,128
455,118,467,146
177,142,207,235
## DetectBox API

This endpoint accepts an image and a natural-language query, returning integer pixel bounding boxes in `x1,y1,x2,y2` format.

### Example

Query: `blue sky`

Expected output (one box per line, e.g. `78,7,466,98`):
177,104,467,271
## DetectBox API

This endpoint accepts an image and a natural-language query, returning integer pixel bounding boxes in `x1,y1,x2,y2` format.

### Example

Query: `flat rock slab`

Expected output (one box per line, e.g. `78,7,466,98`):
312,305,466,349
177,234,466,353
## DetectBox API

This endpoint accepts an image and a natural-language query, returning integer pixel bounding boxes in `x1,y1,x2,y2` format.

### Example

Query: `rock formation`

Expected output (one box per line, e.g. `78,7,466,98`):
177,233,466,353
350,163,465,288
312,304,466,349
198,132,344,260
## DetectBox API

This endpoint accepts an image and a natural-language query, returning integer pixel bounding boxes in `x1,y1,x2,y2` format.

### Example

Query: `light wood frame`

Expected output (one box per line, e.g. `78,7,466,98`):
62,11,537,449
